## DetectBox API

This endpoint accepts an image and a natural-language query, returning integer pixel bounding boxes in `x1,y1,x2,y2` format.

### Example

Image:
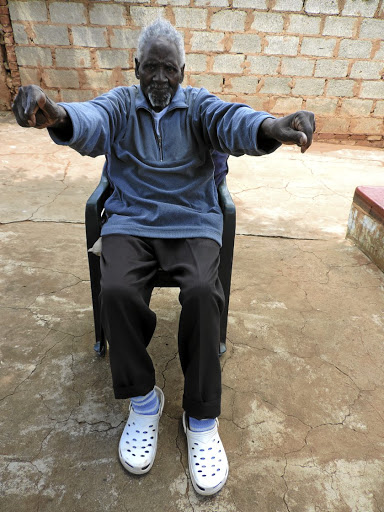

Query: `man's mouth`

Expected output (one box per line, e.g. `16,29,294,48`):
148,85,170,93
148,86,172,109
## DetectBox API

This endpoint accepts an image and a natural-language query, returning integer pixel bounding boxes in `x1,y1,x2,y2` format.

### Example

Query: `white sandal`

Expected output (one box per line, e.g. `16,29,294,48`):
119,386,164,475
183,412,229,496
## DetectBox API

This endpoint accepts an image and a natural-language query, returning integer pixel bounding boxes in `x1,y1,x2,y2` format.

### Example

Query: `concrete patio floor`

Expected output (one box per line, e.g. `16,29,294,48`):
1,110,384,511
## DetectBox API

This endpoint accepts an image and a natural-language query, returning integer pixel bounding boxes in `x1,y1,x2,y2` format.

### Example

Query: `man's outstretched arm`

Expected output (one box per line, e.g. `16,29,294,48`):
258,110,316,154
12,85,73,140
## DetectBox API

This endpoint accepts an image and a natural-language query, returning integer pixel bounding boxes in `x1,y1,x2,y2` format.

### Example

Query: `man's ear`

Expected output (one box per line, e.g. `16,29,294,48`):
135,58,140,80
180,64,185,84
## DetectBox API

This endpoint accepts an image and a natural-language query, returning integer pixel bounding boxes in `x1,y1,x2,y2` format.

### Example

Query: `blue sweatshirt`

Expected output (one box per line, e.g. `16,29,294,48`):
50,85,279,245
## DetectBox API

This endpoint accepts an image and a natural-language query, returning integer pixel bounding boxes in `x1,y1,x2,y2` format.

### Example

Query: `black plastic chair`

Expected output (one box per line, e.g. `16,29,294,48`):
85,171,236,357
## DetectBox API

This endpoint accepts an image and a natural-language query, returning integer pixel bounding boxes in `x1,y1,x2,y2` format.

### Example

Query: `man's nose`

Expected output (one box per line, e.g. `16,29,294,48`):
154,67,167,83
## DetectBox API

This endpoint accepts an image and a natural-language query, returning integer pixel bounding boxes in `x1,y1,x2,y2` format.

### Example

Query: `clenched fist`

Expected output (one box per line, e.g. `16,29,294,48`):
12,85,70,132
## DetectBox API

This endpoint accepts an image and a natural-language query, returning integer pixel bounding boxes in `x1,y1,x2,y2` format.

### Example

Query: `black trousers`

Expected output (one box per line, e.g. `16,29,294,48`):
100,235,225,419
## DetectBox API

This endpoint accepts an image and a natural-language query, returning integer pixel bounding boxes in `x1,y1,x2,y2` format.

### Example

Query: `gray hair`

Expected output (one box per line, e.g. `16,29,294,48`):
137,18,185,66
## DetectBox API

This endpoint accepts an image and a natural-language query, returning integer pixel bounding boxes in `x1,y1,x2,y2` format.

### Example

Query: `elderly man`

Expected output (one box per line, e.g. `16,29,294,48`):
13,19,315,496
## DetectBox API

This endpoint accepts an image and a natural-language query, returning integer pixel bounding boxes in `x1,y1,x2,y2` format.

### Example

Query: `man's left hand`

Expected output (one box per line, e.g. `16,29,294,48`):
260,111,316,153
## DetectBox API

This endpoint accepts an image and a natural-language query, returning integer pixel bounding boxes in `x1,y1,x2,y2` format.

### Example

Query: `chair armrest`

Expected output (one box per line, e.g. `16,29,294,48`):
85,173,112,249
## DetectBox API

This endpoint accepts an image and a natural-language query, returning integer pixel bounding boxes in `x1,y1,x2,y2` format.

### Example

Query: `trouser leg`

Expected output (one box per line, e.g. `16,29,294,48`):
153,238,224,419
100,235,158,399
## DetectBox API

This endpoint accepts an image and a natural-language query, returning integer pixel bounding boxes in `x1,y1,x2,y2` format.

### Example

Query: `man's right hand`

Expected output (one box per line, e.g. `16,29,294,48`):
12,85,69,130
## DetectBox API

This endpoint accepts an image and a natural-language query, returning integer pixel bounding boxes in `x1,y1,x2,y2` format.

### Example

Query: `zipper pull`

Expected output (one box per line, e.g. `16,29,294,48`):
158,136,163,161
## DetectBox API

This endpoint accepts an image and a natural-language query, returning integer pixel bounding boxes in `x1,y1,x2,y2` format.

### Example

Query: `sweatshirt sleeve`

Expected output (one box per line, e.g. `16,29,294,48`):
191,88,281,157
48,87,131,158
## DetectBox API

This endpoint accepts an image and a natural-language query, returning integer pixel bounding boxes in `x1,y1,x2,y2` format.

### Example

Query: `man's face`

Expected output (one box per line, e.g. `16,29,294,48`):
135,38,185,112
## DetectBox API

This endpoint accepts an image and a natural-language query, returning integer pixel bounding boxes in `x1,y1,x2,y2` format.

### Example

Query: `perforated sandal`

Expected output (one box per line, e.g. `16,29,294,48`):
183,412,229,496
119,386,164,475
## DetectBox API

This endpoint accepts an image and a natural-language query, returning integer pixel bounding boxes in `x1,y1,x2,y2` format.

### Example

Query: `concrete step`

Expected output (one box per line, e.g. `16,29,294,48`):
347,186,384,272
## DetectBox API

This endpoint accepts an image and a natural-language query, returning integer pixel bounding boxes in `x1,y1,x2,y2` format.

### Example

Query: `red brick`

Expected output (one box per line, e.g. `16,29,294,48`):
359,140,383,148
319,133,350,140
0,14,10,25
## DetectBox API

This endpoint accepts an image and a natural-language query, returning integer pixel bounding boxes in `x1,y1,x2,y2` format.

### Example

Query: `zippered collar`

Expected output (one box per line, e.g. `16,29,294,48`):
135,84,188,113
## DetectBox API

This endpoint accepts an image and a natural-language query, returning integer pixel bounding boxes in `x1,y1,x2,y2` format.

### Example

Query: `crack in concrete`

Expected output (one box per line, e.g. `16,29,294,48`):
0,304,33,311
373,494,384,512
13,412,124,477
3,457,47,509
283,178,339,203
29,422,59,466
159,347,194,508
232,338,318,362
282,456,292,512
175,421,194,511
69,340,82,410
357,328,384,379
246,391,313,432
320,359,362,390
161,350,179,392
232,184,286,196
1,261,86,283
282,428,315,512
3,263,85,288
318,358,381,425
237,232,324,241
26,280,88,312
303,160,353,200
224,382,236,424
329,466,351,511
0,332,66,402
75,419,125,432
28,180,70,221
222,340,361,433
293,241,376,269
0,219,84,226
61,162,70,184
37,391,71,423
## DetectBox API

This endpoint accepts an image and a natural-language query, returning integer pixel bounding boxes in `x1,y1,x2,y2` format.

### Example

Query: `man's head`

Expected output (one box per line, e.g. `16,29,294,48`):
135,19,185,112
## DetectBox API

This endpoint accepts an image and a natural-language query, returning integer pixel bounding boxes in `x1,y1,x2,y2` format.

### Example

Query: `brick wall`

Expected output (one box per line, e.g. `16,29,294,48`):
2,0,384,146
1,0,20,107
0,41,11,110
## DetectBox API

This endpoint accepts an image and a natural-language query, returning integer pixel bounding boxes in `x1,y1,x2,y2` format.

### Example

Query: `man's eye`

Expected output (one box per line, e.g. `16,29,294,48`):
166,66,176,73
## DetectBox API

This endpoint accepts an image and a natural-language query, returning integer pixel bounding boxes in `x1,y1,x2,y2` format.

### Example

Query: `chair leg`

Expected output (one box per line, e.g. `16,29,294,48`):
88,253,106,357
94,338,106,357
93,321,106,357
219,281,230,357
